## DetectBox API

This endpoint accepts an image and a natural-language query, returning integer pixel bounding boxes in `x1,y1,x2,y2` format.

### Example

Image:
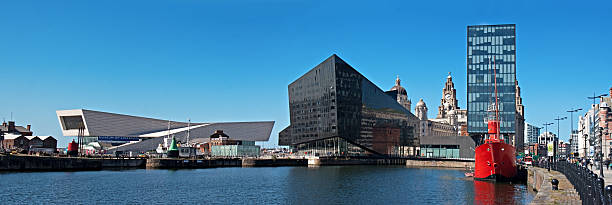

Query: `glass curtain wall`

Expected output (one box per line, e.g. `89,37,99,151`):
467,24,517,134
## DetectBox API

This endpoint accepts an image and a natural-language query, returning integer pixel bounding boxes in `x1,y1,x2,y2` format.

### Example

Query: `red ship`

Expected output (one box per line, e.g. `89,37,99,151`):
473,59,517,181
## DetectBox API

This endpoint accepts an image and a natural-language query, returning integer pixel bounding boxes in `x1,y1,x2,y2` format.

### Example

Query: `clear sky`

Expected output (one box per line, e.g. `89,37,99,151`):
1,0,611,147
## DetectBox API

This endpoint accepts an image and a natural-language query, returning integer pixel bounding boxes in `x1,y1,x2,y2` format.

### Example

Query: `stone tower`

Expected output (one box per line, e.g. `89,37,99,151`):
390,76,412,112
437,72,459,119
415,99,428,121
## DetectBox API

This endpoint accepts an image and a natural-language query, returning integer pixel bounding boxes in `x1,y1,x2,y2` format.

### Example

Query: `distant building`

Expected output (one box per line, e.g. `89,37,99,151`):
515,80,525,153
578,105,597,158
2,134,29,151
569,130,579,157
386,76,412,112
279,55,421,157
0,121,55,153
1,121,33,137
414,98,458,137
525,123,541,145
208,130,260,157
538,132,558,157
599,89,612,159
558,140,570,158
429,73,468,136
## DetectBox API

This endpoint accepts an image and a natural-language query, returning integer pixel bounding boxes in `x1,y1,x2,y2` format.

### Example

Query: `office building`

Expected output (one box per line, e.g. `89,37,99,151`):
467,24,521,150
525,123,541,145
279,54,420,157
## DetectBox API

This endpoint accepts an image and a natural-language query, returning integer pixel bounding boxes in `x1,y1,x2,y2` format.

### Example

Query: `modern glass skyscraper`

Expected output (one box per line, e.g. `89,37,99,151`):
467,24,517,136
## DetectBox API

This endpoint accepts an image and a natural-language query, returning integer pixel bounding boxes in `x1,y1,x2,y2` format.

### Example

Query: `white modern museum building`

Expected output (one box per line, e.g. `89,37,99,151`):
56,109,274,153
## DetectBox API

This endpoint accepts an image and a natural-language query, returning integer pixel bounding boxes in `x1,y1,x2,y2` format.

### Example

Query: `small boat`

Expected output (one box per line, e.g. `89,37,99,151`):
465,172,474,177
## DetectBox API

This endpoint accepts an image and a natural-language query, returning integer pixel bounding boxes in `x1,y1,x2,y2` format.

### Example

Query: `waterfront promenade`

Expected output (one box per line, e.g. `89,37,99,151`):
529,167,581,204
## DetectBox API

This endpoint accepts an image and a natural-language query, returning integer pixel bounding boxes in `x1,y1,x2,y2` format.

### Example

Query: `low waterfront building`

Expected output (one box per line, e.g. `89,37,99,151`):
208,130,260,157
2,134,29,151
419,135,476,159
56,109,274,154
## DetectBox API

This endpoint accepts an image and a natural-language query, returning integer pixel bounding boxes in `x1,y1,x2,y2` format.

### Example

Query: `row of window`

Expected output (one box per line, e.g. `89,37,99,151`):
469,36,515,46
468,63,515,73
469,53,516,63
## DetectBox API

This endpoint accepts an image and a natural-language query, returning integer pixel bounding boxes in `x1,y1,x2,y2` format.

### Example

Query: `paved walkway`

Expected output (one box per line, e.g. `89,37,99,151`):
530,167,582,204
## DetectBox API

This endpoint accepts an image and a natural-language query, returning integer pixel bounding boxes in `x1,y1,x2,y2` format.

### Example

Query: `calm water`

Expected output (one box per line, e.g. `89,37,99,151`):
0,166,533,204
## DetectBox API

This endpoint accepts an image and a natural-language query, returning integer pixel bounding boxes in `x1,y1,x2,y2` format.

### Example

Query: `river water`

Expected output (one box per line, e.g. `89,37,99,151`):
0,166,533,204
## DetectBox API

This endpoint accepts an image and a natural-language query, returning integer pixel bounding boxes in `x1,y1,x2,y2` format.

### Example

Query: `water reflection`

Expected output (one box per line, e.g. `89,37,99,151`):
474,180,531,205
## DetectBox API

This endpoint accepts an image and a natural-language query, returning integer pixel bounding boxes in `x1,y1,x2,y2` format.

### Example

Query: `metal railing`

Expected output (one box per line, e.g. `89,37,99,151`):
536,161,612,205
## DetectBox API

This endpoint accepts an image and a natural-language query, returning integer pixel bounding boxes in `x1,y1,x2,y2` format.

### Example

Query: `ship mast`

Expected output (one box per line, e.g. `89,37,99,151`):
493,57,500,139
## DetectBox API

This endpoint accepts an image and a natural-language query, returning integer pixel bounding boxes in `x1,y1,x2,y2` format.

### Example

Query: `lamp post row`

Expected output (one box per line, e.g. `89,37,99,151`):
543,92,607,177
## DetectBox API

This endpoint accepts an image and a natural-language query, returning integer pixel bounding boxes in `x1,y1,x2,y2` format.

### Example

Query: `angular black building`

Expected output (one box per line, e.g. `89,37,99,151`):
279,55,420,156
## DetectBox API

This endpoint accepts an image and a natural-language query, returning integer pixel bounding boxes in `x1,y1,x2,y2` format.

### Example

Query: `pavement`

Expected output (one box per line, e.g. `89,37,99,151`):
530,167,582,204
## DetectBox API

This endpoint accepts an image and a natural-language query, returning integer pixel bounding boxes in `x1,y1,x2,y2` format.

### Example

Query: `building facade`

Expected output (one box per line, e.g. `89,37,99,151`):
599,88,612,159
578,105,597,158
279,55,420,157
570,130,579,156
467,24,520,150
430,73,468,136
525,123,541,145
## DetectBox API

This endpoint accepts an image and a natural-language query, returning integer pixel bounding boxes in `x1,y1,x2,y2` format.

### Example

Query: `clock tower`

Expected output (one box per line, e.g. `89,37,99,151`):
437,72,459,119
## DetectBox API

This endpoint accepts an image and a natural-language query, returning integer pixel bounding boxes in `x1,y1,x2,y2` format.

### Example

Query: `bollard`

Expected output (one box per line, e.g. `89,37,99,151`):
551,179,559,190
605,185,612,205
596,178,605,205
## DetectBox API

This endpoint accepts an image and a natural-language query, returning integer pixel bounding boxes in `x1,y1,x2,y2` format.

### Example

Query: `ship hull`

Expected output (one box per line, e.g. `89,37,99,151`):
474,142,517,181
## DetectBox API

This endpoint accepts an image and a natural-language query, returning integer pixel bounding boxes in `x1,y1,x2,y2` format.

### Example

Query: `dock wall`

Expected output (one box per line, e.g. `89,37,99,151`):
405,159,475,169
0,155,145,171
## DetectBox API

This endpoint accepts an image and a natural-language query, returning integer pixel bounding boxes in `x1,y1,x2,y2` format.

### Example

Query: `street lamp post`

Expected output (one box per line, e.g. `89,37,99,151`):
544,122,554,171
567,108,582,158
554,116,567,163
588,92,608,177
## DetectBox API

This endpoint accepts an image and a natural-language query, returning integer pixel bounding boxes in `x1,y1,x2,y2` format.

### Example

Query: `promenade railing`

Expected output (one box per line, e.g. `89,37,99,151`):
535,160,612,205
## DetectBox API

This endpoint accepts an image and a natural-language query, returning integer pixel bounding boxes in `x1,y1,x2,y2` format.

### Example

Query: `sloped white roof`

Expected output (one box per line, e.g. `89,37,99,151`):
138,124,210,138
3,133,22,140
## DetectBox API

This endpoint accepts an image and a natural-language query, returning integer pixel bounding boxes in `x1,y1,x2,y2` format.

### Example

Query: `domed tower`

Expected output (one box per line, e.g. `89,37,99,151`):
390,76,412,112
415,99,428,121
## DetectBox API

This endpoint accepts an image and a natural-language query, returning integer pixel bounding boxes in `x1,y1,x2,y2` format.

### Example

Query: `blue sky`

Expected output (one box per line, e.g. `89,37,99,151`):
1,0,610,146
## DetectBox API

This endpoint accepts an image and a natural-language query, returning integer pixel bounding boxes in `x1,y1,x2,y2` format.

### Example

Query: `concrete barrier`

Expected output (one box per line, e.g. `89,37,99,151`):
405,159,475,169
242,158,307,167
146,158,241,169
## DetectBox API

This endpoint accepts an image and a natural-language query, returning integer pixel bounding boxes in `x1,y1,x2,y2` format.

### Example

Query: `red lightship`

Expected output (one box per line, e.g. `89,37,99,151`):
473,59,517,181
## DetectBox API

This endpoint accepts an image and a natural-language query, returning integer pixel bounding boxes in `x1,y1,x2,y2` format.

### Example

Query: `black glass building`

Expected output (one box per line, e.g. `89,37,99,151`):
279,55,420,156
467,24,517,136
